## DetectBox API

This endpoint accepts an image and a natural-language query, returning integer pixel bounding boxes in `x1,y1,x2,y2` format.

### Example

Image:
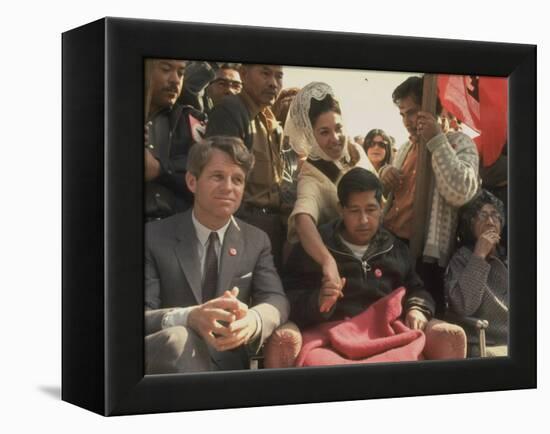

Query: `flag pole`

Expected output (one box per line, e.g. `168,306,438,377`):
409,74,438,261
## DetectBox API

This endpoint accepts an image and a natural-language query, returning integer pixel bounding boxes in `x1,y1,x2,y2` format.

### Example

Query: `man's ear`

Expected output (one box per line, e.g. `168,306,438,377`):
239,65,248,82
185,171,197,194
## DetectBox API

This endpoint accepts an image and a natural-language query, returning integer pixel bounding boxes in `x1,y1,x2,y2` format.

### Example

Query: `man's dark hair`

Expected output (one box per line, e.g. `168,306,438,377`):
187,135,255,178
337,168,383,207
392,76,443,116
457,189,506,248
218,62,241,70
308,94,342,127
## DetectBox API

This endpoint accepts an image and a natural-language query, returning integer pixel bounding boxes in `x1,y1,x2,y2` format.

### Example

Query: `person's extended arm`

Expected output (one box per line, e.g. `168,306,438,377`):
283,244,339,328
294,213,343,312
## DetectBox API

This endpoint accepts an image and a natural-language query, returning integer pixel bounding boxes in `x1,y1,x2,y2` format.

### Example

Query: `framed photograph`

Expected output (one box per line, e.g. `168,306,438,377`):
62,17,536,415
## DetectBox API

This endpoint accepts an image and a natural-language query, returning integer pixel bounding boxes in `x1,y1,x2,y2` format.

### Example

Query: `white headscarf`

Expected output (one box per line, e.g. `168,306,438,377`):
284,82,351,164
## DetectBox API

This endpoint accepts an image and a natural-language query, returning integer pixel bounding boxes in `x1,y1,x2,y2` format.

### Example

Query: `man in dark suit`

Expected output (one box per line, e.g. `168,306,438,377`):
144,135,289,374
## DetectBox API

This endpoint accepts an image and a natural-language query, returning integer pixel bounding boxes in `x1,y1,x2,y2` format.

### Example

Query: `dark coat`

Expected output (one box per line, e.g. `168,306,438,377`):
204,93,255,149
145,210,290,352
284,220,435,328
145,104,206,220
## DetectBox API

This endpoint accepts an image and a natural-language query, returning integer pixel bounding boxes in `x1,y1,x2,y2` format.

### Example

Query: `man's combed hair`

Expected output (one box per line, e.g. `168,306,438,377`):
187,135,255,178
392,76,443,116
337,168,383,207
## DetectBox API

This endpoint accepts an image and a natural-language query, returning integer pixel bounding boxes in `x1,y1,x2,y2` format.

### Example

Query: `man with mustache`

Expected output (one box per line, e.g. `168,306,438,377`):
284,168,435,330
380,76,480,313
205,64,286,270
144,136,289,373
144,59,207,221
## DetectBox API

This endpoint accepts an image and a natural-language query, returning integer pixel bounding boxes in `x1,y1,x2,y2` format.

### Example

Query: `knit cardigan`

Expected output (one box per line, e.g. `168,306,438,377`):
384,132,479,267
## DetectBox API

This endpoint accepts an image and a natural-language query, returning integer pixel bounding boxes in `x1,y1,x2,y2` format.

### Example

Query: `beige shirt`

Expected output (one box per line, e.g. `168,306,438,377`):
240,91,284,210
287,142,375,243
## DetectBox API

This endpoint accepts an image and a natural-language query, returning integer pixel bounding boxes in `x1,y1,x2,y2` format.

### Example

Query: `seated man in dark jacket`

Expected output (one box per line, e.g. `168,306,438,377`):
145,59,207,221
284,167,435,330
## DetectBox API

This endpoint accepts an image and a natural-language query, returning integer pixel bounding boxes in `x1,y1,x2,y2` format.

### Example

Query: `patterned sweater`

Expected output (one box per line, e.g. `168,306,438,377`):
444,246,508,345
385,132,479,267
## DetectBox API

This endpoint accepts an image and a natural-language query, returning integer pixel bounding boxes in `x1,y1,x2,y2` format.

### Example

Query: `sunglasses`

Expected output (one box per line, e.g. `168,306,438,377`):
368,140,388,148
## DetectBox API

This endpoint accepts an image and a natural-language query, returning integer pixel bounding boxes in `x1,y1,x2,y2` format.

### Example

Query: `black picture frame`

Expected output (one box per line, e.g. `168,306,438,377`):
62,17,536,416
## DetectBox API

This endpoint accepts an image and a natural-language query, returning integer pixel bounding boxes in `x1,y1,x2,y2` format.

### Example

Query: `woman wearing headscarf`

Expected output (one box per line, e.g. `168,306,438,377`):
284,82,376,311
444,190,508,357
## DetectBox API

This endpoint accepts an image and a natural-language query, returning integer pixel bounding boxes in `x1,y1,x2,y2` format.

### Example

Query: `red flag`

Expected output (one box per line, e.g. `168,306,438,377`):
473,77,508,167
438,75,481,132
438,75,507,167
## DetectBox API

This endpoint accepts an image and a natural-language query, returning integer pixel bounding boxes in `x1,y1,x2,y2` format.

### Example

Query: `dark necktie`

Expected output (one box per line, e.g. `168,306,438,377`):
202,232,219,302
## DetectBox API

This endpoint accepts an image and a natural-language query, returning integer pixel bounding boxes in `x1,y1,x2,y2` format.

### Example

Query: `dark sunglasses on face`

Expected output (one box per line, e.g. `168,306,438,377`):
211,78,243,91
368,140,388,148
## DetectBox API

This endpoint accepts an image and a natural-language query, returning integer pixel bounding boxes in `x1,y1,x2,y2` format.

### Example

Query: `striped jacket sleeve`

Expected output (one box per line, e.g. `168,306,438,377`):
426,131,480,207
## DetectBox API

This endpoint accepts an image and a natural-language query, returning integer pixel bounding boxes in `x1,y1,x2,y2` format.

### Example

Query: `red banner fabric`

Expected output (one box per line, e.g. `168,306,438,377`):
438,75,507,167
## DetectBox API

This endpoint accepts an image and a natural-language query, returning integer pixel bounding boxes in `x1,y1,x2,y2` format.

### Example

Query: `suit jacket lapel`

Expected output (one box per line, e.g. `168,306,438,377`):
174,211,202,304
218,219,244,297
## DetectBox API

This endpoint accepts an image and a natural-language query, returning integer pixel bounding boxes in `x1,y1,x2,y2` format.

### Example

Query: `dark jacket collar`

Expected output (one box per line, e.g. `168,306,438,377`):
149,103,185,130
319,219,394,260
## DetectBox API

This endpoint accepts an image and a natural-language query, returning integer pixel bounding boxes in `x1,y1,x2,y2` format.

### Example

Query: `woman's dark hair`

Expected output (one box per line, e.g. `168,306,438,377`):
308,94,342,127
363,128,393,167
457,189,506,248
337,168,383,207
392,76,443,116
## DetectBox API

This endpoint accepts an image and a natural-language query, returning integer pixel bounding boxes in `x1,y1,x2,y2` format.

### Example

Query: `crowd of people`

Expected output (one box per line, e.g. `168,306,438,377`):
143,59,509,374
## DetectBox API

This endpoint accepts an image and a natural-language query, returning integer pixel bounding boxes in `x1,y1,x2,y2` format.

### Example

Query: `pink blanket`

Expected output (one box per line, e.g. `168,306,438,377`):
295,287,425,366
